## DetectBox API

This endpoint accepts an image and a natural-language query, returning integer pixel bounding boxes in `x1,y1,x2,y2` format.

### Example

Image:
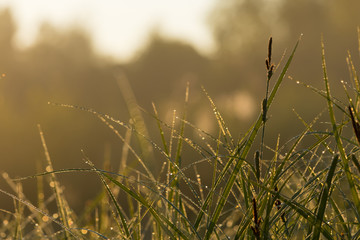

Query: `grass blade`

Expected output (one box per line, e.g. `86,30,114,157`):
321,37,360,219
38,124,74,239
311,154,339,240
203,35,301,239
82,153,130,238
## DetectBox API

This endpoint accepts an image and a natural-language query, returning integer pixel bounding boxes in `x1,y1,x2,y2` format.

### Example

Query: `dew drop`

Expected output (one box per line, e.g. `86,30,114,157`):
45,165,52,172
226,221,233,227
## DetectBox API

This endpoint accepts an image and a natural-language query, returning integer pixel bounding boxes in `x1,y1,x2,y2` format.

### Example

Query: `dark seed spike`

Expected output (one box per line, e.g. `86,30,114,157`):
262,99,268,122
251,198,261,239
268,37,273,65
252,198,258,224
348,106,360,144
255,151,260,181
273,186,286,222
351,154,360,173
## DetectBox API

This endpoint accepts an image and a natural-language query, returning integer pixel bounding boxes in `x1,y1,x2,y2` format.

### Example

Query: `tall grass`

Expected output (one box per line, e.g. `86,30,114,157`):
1,29,360,239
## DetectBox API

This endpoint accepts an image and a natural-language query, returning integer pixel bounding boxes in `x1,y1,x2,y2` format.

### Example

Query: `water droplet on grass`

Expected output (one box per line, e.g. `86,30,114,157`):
46,165,52,172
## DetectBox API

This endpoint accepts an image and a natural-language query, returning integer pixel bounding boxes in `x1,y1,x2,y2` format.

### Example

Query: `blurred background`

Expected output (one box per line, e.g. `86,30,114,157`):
0,0,359,211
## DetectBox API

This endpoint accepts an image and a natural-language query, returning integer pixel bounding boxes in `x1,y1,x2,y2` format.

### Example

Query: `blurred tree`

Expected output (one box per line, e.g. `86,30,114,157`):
0,15,127,211
210,0,284,56
208,0,360,151
124,32,211,110
209,0,360,91
0,8,15,61
208,0,286,93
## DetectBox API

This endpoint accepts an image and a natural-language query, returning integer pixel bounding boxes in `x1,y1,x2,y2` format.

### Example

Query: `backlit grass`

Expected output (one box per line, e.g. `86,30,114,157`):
1,29,360,239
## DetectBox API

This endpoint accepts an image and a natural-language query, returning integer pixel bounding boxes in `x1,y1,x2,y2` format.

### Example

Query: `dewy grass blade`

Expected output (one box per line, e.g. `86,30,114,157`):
311,154,339,240
329,196,351,239
100,171,200,240
170,83,189,238
203,36,301,240
0,188,80,239
258,184,333,240
82,153,130,238
152,102,169,155
202,86,234,149
321,37,360,218
38,124,73,239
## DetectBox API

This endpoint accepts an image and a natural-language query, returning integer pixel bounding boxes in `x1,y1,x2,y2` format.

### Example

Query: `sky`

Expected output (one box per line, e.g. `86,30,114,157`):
0,0,217,61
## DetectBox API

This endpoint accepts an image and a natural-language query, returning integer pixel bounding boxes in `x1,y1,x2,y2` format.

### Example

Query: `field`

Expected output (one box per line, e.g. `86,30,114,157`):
1,31,360,239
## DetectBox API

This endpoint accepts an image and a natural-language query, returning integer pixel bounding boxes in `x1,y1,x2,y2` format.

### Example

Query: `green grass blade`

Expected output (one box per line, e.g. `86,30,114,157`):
152,102,169,155
311,154,339,240
329,197,351,239
37,125,73,239
83,153,130,238
321,38,360,218
116,72,153,159
203,36,301,240
258,184,333,240
0,188,80,238
202,86,234,149
100,169,200,239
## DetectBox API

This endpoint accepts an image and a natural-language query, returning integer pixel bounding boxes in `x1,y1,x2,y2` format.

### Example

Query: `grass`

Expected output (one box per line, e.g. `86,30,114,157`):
1,29,360,239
